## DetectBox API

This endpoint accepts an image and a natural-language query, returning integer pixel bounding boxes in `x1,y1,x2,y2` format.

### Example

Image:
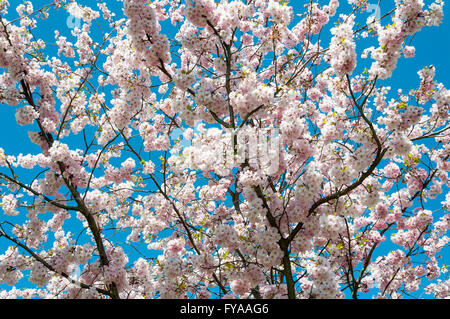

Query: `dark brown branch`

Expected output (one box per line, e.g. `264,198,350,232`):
0,228,112,297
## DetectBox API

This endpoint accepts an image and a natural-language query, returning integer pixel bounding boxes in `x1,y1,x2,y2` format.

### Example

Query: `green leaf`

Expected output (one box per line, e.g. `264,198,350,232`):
397,101,407,109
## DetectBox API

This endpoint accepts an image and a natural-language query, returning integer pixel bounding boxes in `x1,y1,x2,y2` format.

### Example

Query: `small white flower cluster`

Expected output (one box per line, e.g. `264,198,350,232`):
265,0,293,25
124,0,170,66
1,194,19,216
29,260,51,287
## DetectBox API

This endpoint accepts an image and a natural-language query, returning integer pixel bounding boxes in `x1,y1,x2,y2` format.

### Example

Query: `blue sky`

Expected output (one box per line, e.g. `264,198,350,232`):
0,0,449,298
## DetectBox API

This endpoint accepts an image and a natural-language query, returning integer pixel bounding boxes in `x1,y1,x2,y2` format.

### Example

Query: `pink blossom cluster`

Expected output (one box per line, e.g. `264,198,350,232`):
0,0,448,301
364,0,443,79
124,0,170,67
185,0,216,28
0,247,26,285
329,15,357,77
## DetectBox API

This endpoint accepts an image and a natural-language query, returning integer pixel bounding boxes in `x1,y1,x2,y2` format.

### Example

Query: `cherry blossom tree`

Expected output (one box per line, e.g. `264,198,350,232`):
0,0,449,299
